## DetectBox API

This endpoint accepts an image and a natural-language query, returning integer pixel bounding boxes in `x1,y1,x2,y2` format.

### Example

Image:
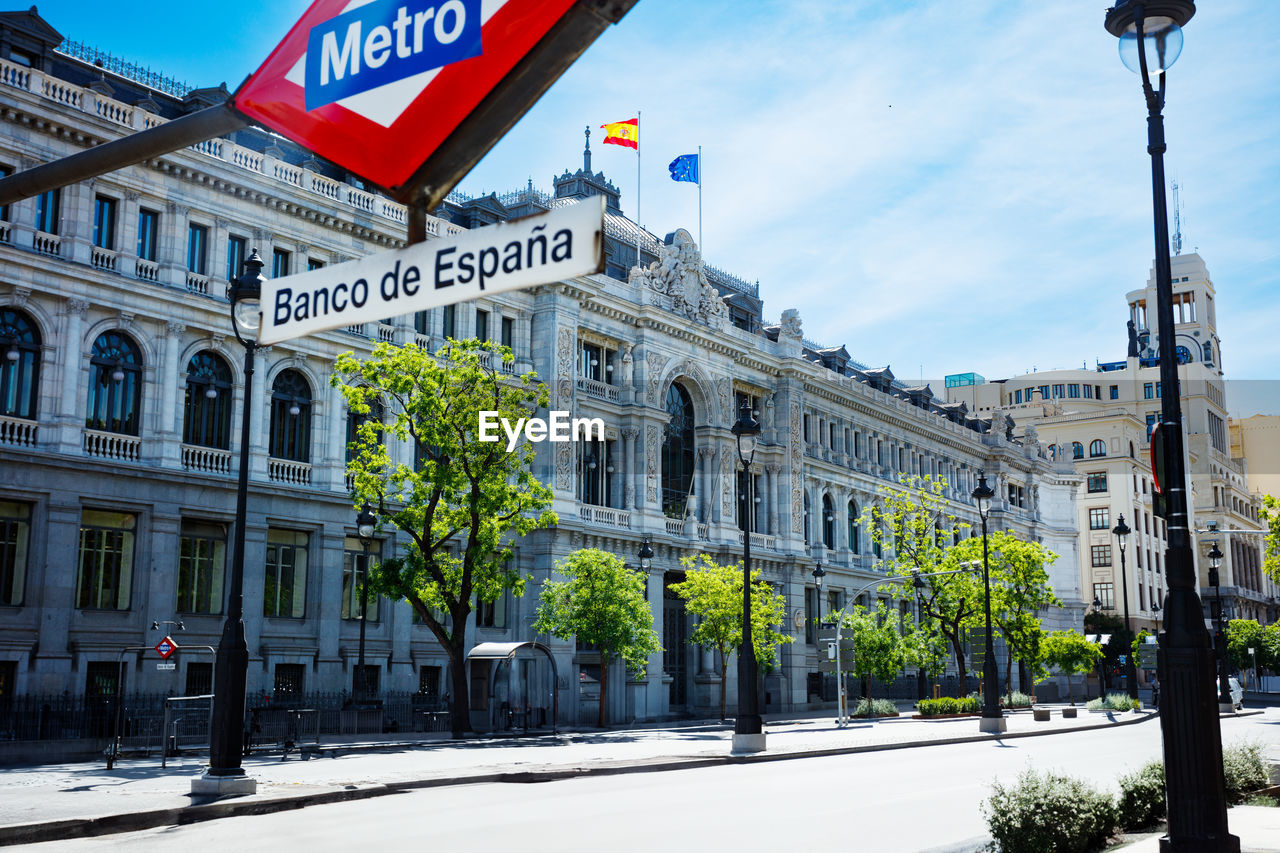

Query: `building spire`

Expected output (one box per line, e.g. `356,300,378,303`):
583,125,591,174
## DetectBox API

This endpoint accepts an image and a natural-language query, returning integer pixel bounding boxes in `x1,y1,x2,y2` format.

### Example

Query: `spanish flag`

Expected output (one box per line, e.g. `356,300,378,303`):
600,118,639,149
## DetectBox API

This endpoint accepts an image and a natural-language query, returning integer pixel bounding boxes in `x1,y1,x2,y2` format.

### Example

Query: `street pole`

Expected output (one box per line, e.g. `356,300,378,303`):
971,474,1005,734
731,400,763,753
1114,515,1140,701
355,503,377,706
1207,543,1233,711
1103,3,1237,849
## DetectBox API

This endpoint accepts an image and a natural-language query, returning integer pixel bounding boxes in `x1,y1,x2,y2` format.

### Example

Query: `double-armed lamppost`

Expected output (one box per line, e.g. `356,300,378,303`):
1112,515,1139,700
971,473,1005,734
1207,542,1233,712
731,398,764,752
1103,3,1237,849
354,502,377,703
196,250,264,795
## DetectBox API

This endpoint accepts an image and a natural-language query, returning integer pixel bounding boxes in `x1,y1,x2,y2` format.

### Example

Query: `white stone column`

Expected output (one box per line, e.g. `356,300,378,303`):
765,464,780,536
247,347,269,477
57,298,89,453
328,371,348,491
621,428,637,511
157,321,184,467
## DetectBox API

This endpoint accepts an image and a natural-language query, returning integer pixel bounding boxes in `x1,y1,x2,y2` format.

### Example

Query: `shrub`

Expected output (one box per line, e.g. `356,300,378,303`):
1117,761,1166,829
1223,741,1268,803
984,768,1117,853
852,697,898,717
917,696,980,716
1085,692,1141,711
1002,691,1034,709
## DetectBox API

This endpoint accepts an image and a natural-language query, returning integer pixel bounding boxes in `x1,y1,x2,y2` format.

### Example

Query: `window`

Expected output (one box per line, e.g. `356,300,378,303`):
441,304,456,339
1155,382,1161,398
345,396,384,464
1038,385,1049,401
475,309,489,342
1052,384,1065,398
821,494,835,549
272,247,291,278
87,331,143,435
0,308,41,419
1089,507,1110,530
805,586,818,644
1093,582,1115,609
185,661,212,696
1109,385,1119,400
341,536,380,622
413,311,429,337
1089,439,1106,458
226,235,247,281
307,257,325,271
76,510,136,610
476,591,506,628
93,195,117,250
661,383,696,517
1068,384,1080,398
0,163,9,221
1144,383,1154,399
418,665,442,702
263,529,307,618
177,521,225,614
501,317,514,349
1014,389,1022,404
1091,544,1112,568
1202,341,1213,363
578,439,613,507
1072,442,1084,459
1146,413,1157,438
137,208,159,261
34,188,60,234
1083,384,1094,399
183,351,233,449
1087,472,1108,493
0,501,31,606
86,661,123,699
269,370,312,462
186,223,208,275
847,499,860,554
274,663,305,698
802,414,810,442
803,493,811,542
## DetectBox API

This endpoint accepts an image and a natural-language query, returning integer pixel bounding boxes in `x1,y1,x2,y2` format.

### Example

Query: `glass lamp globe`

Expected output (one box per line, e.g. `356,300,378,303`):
233,297,261,332
1119,17,1183,75
205,386,219,400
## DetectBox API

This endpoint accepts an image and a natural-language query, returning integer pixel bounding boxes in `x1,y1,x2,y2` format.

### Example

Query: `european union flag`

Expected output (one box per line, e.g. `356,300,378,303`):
668,153,699,184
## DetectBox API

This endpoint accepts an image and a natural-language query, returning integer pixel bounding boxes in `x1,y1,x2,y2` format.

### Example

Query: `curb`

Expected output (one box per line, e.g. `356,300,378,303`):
0,712,1158,847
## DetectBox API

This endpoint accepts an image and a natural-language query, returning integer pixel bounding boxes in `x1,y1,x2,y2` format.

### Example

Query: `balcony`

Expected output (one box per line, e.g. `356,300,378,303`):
737,531,778,551
576,377,620,402
32,231,60,257
181,444,233,475
91,247,118,272
135,258,159,282
83,429,141,462
186,272,210,296
578,505,631,529
0,415,37,447
268,458,313,486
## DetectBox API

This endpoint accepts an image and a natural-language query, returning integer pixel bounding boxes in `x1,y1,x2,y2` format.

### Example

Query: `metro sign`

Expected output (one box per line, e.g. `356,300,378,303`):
233,0,635,204
155,636,179,660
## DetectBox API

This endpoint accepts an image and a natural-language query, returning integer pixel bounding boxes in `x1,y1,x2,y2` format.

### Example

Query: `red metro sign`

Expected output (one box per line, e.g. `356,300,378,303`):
155,636,179,660
233,0,635,205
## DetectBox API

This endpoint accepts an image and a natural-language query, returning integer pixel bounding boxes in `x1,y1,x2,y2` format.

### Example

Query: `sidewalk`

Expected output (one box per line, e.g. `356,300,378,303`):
1110,806,1280,852
0,704,1157,846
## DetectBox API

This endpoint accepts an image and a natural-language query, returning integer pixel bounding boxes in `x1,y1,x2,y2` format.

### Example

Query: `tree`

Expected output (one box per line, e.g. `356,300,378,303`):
1083,610,1130,693
1264,495,1280,584
1041,631,1104,705
863,475,978,684
532,549,661,728
669,554,792,721
950,531,1061,696
903,619,951,688
833,601,907,706
1226,619,1265,673
334,339,557,738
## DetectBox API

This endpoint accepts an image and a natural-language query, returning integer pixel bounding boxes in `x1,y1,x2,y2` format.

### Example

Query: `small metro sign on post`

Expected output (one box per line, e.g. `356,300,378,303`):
155,636,178,660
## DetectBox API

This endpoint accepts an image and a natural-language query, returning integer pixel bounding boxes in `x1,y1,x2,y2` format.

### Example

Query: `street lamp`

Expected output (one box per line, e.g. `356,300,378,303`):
196,250,263,795
1103,3,1237,849
1152,599,1162,635
637,536,654,573
1113,515,1139,701
730,397,763,753
971,473,1005,733
354,502,377,703
812,562,825,625
1207,542,1233,712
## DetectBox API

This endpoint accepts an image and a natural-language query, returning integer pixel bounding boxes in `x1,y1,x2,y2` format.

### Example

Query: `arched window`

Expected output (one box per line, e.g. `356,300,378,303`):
872,516,883,558
1047,444,1058,460
183,351,232,449
1175,345,1192,364
1089,439,1106,458
660,383,695,516
847,499,860,554
803,492,811,542
87,331,142,435
0,308,40,419
269,369,312,462
346,395,384,464
1072,441,1084,460
822,494,835,549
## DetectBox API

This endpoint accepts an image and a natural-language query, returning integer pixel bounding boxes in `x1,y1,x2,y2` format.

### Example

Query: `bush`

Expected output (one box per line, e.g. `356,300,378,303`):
1223,741,1268,803
1002,691,1034,709
1085,692,1141,711
1117,761,1166,829
917,696,980,716
852,697,898,717
984,768,1117,853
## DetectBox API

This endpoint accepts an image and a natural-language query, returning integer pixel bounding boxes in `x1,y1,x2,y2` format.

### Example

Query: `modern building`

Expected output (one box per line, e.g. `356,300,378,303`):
1230,415,1280,502
0,8,1081,723
946,252,1276,633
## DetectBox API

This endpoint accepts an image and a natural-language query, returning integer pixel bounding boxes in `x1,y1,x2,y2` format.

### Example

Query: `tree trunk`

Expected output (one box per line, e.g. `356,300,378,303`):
1066,674,1075,706
597,656,609,729
1005,652,1014,700
448,637,470,739
945,629,967,692
718,650,727,722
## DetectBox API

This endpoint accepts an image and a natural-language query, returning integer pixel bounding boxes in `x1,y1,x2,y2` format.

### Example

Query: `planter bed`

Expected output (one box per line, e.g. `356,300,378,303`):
911,712,982,720
849,712,900,719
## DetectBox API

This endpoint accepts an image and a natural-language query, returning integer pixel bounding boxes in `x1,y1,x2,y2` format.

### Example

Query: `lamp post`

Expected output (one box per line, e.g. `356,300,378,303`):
971,473,1005,733
354,502,376,703
1103,3,1237,849
196,250,263,795
730,398,763,753
812,562,826,624
1113,515,1139,700
1207,542,1233,712
638,536,654,573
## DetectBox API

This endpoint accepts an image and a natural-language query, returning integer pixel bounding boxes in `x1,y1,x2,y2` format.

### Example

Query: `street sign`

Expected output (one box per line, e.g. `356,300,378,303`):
233,0,636,204
1139,646,1159,670
157,662,177,671
815,630,856,673
257,197,603,345
155,636,178,660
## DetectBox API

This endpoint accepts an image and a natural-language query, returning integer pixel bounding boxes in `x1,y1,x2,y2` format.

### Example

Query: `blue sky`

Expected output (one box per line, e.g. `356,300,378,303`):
36,1,1280,414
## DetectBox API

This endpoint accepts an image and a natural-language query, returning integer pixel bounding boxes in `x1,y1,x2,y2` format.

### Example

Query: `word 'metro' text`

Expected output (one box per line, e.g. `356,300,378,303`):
479,412,604,452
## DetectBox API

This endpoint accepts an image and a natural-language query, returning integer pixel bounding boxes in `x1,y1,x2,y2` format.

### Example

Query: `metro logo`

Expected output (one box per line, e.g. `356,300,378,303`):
305,0,482,111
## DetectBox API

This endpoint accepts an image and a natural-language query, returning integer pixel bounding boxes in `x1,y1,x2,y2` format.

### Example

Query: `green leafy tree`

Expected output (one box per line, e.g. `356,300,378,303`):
1260,623,1280,673
1083,609,1130,693
903,619,951,687
1226,619,1265,673
1042,631,1105,705
532,549,661,728
669,554,792,720
333,339,557,738
833,601,907,705
1263,494,1279,583
949,531,1061,695
863,475,978,683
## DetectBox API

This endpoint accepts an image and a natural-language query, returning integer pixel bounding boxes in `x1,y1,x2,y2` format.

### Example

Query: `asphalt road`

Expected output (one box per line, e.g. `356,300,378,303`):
22,710,1280,853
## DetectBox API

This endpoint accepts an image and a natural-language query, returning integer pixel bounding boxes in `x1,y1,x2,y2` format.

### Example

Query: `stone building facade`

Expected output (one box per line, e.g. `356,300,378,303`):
0,9,1081,722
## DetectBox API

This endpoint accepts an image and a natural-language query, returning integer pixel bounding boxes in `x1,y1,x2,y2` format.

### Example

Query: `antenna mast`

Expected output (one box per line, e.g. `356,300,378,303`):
1172,180,1183,255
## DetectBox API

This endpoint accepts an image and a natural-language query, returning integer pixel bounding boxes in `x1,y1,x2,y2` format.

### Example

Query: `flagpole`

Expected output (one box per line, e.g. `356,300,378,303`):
697,145,703,254
636,110,642,272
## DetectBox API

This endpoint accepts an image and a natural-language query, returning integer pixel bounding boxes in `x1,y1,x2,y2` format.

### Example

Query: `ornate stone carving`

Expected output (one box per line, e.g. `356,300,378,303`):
628,229,729,330
556,327,574,407
717,379,732,426
117,312,136,329
66,298,90,318
721,451,734,518
646,352,665,404
619,344,634,386
125,190,140,202
790,401,804,534
164,321,186,337
645,424,660,503
780,308,803,339
556,443,572,489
